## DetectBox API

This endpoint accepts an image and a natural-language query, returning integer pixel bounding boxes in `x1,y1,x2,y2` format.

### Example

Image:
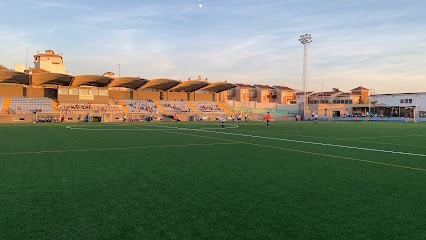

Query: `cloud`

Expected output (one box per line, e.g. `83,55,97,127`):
29,0,91,10
0,0,425,93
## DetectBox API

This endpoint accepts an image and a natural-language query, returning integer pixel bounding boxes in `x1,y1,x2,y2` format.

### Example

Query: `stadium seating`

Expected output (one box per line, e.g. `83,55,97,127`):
9,97,53,113
123,99,158,113
190,101,224,113
160,100,192,113
59,103,123,114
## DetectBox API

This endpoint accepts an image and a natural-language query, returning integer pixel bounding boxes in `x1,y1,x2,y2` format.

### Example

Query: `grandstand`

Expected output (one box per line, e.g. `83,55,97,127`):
0,68,237,123
0,50,241,123
0,96,3,113
1,49,425,123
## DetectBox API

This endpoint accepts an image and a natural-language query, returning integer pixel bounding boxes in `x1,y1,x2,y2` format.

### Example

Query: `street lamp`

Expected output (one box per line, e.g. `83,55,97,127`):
299,33,312,121
118,64,121,77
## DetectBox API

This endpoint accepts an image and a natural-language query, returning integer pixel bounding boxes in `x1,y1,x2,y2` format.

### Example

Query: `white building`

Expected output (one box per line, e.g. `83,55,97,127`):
14,63,25,73
370,92,426,120
33,50,66,74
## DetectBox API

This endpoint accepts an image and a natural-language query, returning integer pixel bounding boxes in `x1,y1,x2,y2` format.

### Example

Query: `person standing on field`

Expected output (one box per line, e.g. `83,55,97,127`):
219,116,226,128
173,112,177,123
265,112,271,128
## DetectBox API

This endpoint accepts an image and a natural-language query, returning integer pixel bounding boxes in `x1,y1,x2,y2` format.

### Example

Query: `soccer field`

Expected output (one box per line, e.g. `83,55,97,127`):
0,121,425,239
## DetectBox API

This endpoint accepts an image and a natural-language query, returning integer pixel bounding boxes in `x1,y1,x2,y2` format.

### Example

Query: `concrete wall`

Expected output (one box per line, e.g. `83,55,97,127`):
0,85,24,97
109,90,131,100
35,55,66,74
26,86,45,98
58,94,109,104
308,103,348,117
195,92,214,101
134,91,160,101
168,92,188,101
0,113,37,123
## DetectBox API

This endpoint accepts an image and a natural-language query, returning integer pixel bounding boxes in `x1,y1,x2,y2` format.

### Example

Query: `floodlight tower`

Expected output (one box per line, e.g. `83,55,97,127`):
299,33,312,120
25,48,29,70
368,89,371,116
414,94,418,123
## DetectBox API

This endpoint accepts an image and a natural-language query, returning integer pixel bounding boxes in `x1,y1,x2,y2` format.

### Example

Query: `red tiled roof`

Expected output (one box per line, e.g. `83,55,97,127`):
253,84,272,89
0,65,9,70
235,83,254,88
351,86,369,91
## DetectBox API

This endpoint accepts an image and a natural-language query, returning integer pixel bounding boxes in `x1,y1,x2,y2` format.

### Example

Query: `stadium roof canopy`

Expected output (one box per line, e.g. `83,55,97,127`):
200,82,237,93
108,77,148,90
169,80,209,92
140,78,180,91
0,70,30,85
31,72,73,86
71,75,113,87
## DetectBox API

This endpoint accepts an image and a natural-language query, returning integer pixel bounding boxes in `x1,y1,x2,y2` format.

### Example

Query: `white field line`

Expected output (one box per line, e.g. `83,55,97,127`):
233,129,426,149
336,134,426,140
67,124,426,158
171,131,426,172
66,124,239,131
0,142,236,155
160,126,426,158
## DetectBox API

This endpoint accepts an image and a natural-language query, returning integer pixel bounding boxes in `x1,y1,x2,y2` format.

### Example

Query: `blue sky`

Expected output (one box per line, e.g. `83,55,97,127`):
1,0,425,94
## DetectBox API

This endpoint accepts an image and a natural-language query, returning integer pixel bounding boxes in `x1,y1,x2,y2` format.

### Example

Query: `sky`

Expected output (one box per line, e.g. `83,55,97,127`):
1,0,425,94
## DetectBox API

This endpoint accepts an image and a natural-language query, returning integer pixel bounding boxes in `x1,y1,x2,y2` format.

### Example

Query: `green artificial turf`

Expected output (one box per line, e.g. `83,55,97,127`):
0,121,425,239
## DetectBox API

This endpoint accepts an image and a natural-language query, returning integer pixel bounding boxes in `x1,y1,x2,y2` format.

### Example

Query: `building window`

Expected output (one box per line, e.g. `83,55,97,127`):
79,89,89,95
58,88,68,95
69,88,78,95
89,89,98,95
400,98,413,104
99,90,108,96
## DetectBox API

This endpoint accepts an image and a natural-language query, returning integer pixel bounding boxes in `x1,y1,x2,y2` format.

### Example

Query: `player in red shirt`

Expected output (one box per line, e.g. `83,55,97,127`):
265,112,271,128
173,112,177,123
